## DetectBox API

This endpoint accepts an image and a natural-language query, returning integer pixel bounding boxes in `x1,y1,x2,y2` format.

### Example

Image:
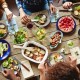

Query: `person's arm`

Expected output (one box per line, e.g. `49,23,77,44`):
15,0,30,24
48,0,56,13
2,69,20,80
1,0,13,21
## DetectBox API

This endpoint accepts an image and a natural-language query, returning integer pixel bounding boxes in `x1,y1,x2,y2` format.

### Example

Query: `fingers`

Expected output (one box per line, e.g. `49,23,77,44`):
50,5,56,14
21,15,30,25
44,63,49,69
63,2,73,9
2,69,8,77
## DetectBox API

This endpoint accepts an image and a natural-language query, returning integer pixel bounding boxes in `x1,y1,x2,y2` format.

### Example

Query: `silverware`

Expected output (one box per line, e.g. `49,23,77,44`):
14,57,30,72
59,8,72,12
31,19,39,22
21,62,30,71
16,58,30,72
59,10,70,12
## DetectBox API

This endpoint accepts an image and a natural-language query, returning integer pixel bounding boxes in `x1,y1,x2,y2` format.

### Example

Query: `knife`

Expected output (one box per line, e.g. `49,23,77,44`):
59,10,70,12
21,62,30,72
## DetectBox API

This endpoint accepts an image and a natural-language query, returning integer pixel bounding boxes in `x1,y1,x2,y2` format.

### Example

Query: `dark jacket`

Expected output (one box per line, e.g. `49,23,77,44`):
63,0,80,3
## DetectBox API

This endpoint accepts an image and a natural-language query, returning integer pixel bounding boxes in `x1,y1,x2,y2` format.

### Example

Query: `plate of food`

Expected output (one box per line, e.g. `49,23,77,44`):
14,28,28,45
56,16,76,33
0,39,11,60
49,30,63,49
1,57,21,74
0,23,8,39
33,14,50,27
46,52,64,66
35,28,46,40
71,3,80,19
22,41,48,63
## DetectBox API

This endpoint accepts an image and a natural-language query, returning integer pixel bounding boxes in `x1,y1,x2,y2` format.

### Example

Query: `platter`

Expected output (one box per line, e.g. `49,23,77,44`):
22,41,48,63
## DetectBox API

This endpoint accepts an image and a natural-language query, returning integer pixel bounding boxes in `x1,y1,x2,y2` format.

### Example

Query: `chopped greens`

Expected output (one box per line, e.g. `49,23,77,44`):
14,28,27,44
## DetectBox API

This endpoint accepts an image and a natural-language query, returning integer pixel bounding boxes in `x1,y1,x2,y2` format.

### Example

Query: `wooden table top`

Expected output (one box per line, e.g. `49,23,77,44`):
0,6,80,80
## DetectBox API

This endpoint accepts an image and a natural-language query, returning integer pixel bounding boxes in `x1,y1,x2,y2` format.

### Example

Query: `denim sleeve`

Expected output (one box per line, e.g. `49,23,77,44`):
15,0,22,9
48,0,53,4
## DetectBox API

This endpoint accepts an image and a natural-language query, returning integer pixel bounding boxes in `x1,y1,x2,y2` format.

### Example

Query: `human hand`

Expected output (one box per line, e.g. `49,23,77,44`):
2,69,20,80
20,11,31,25
4,8,13,21
63,2,73,9
38,61,49,72
50,4,56,14
65,56,77,67
2,69,14,79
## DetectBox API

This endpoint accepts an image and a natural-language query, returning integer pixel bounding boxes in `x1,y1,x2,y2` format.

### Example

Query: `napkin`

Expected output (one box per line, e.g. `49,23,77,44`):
21,60,34,79
70,47,80,64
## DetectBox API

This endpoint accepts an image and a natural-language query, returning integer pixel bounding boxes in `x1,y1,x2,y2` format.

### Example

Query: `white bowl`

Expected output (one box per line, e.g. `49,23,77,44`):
21,41,48,63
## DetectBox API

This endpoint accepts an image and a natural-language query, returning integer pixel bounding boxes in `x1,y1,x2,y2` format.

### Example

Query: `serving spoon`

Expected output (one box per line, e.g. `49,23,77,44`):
13,45,34,51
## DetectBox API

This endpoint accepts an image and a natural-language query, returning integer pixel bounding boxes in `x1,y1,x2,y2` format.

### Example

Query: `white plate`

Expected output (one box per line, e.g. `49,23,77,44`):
21,41,48,63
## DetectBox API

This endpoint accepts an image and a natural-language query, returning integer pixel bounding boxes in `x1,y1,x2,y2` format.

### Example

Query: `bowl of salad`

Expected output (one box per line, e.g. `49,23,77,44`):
1,57,21,74
33,14,50,27
14,28,28,45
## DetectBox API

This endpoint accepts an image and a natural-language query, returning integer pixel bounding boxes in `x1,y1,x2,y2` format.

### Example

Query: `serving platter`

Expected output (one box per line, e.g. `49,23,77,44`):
21,41,48,63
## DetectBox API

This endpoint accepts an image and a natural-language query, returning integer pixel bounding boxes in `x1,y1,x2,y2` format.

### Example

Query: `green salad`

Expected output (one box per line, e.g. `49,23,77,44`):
14,28,27,44
2,57,19,71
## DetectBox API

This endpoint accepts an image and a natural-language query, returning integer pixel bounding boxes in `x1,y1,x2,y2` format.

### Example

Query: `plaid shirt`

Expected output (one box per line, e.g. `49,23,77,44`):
15,0,53,9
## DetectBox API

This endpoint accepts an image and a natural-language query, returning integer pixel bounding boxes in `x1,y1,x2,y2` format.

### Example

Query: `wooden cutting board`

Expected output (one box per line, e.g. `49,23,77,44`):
21,60,34,79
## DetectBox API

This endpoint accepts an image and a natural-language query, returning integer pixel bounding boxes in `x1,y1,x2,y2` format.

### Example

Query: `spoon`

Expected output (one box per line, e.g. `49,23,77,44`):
31,19,39,22
13,45,34,51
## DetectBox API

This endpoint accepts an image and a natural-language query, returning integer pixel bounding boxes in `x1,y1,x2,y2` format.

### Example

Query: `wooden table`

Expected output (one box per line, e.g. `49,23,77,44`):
0,6,80,80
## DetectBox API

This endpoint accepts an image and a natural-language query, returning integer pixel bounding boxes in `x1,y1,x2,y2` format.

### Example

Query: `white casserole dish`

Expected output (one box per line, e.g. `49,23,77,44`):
21,41,48,63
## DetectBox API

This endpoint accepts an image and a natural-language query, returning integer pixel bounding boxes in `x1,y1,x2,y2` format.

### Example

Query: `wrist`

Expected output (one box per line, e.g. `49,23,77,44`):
10,74,18,80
